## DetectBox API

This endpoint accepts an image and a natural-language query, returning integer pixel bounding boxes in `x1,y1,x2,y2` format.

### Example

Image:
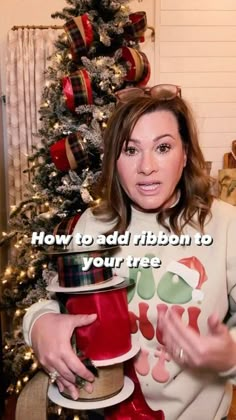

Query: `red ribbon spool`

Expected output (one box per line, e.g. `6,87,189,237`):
66,288,131,360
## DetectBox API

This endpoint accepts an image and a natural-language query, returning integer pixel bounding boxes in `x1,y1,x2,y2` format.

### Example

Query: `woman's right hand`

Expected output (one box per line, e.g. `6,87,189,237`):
31,312,97,400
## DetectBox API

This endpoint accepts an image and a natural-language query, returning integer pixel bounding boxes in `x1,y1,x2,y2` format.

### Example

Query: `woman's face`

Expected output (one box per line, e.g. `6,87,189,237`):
116,110,187,212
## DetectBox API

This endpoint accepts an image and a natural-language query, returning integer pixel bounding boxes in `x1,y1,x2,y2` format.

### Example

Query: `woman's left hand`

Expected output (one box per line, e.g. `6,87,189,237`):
161,309,236,372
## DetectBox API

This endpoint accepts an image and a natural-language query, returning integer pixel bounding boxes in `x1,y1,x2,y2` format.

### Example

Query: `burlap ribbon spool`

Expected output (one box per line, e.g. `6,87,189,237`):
218,168,236,205
50,132,89,172
62,363,124,401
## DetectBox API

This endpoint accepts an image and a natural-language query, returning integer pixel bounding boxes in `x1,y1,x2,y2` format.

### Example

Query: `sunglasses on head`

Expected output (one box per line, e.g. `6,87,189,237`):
115,84,181,103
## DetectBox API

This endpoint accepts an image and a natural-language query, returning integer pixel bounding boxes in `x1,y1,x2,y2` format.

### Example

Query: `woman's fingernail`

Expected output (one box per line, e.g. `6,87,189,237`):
57,383,63,392
72,392,79,400
84,382,94,393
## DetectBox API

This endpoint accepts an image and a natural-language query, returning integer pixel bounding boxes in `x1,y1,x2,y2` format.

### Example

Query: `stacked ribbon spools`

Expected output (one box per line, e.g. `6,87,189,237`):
47,215,138,409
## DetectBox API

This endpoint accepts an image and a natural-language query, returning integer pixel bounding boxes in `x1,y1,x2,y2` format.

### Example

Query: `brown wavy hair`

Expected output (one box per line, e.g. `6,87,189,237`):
92,95,214,235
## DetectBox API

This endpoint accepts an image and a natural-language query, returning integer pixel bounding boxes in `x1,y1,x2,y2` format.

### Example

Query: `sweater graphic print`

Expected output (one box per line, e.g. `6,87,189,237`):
127,255,207,385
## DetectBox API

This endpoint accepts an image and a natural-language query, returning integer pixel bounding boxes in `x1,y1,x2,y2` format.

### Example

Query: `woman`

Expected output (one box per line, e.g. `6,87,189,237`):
23,85,236,420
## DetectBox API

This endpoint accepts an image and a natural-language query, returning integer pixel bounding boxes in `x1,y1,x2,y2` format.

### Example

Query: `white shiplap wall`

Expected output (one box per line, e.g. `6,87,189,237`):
155,0,236,176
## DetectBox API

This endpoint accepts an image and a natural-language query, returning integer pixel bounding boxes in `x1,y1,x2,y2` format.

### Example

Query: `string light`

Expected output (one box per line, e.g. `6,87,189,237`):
56,53,62,63
24,351,32,360
2,231,7,236
96,58,105,65
31,362,38,371
23,376,29,383
15,309,22,317
5,267,12,275
57,407,62,415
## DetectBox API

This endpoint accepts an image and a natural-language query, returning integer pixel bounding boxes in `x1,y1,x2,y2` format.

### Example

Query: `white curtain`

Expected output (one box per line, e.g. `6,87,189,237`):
6,28,63,207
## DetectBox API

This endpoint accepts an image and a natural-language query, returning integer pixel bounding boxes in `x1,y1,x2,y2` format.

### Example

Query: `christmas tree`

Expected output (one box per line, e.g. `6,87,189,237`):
0,0,150,402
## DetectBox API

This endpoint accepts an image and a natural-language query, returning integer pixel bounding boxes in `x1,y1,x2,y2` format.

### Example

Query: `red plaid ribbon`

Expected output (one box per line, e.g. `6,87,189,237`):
124,12,147,42
138,51,151,86
121,47,150,85
57,251,112,287
50,133,89,172
62,69,93,112
64,14,93,62
67,132,89,171
53,214,81,236
50,137,70,172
